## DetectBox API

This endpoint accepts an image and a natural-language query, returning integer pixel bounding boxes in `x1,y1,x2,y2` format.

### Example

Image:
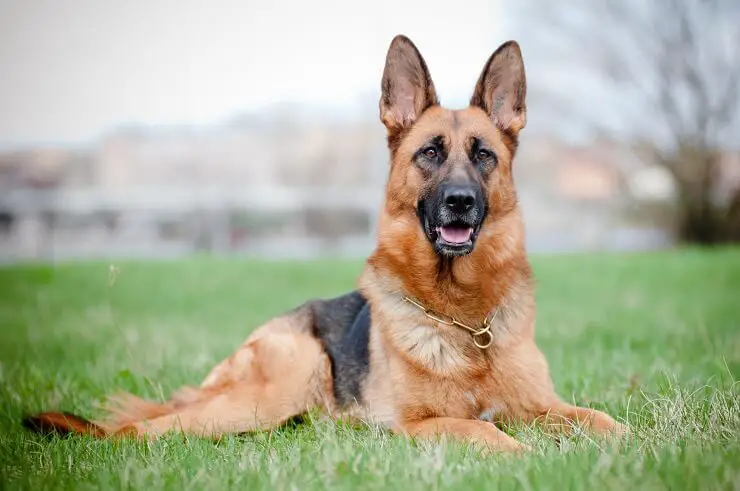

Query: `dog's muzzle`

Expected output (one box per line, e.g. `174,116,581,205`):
418,183,487,257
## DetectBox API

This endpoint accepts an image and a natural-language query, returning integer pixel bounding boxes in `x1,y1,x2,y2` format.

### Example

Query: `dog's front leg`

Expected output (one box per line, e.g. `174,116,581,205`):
494,340,628,440
535,403,629,438
399,417,528,453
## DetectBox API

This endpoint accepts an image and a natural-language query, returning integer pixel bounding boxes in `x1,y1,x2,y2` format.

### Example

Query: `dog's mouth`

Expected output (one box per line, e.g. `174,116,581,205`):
436,224,474,245
420,209,483,257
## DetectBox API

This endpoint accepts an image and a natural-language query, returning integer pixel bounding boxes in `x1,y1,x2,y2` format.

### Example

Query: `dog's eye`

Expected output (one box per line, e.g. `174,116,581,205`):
423,147,438,159
477,149,493,160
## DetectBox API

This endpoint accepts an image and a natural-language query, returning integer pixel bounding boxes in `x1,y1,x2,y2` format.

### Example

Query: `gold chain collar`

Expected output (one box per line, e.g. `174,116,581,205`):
402,296,498,349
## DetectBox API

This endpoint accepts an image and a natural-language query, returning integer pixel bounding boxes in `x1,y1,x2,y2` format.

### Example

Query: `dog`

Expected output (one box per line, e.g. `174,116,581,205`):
24,35,627,452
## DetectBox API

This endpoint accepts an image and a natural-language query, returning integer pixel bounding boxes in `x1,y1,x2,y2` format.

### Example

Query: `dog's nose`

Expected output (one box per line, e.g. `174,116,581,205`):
443,186,476,213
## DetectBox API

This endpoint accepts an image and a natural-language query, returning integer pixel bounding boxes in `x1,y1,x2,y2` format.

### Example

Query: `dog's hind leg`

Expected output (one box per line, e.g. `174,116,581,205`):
25,311,335,439
197,312,314,391
113,322,335,438
24,307,336,439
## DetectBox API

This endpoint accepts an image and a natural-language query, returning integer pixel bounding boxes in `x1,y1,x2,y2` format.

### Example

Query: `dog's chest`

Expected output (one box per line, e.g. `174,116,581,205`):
392,321,474,374
388,322,507,419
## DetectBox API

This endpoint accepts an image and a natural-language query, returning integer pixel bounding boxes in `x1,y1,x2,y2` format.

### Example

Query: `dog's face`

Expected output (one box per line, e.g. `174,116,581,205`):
379,36,526,258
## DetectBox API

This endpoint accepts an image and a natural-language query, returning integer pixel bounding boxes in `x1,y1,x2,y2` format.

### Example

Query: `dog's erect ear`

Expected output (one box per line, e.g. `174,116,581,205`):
380,35,438,134
470,41,527,136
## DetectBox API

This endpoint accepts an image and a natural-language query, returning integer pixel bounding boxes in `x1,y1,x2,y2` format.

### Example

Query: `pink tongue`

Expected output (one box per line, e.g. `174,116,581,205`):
438,226,473,244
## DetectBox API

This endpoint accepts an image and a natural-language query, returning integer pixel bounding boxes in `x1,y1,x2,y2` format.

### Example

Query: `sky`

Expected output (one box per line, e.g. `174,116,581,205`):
0,0,510,148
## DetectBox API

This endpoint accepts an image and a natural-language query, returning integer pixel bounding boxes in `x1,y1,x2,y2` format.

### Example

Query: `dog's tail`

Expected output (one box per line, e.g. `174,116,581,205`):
22,387,207,439
22,411,108,437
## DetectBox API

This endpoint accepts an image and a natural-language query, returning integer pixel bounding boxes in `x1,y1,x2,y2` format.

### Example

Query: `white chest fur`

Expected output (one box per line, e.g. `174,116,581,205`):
393,321,471,374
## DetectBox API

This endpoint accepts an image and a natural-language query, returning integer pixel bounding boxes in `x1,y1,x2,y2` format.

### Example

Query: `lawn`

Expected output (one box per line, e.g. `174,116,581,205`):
0,248,739,490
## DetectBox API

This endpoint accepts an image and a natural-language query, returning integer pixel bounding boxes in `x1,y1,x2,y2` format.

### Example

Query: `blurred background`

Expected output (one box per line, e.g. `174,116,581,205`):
0,0,738,263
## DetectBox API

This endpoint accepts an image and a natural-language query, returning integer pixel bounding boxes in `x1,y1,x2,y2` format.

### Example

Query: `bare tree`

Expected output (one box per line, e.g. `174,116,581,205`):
512,0,740,243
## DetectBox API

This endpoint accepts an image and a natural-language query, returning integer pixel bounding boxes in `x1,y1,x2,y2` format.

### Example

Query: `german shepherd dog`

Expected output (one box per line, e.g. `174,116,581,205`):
24,35,627,452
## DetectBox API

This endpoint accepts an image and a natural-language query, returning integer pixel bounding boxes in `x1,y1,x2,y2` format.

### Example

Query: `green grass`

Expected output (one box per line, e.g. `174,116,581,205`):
1,248,739,490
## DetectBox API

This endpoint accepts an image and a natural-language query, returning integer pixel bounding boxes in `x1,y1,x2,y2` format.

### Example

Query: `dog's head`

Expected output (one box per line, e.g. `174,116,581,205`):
379,35,526,258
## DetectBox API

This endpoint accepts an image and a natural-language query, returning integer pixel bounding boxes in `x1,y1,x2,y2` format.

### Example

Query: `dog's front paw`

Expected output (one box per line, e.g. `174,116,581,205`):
611,421,630,438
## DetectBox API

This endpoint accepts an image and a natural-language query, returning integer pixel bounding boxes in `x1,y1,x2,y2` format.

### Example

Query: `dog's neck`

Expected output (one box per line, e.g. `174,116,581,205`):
364,207,533,327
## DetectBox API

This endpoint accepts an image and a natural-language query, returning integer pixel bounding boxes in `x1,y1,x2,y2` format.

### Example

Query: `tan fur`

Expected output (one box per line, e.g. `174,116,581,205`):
107,318,335,438
355,37,626,449
24,35,626,451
